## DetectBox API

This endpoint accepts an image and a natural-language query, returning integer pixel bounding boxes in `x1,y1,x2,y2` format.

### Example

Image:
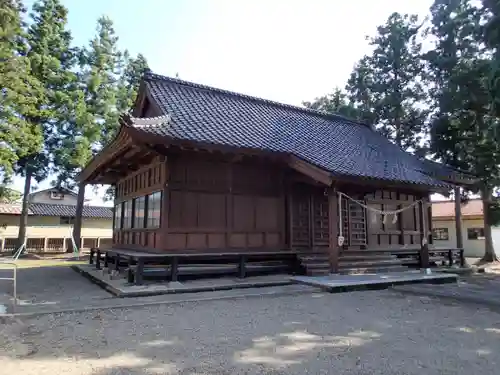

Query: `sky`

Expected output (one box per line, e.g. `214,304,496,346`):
11,0,436,205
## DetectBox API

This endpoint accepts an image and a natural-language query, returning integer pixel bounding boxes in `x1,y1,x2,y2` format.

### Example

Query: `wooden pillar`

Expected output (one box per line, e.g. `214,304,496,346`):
0,237,4,252
226,162,233,248
285,175,294,249
454,186,464,249
161,161,170,250
73,183,86,250
418,198,430,268
328,188,339,272
397,193,404,245
308,193,314,249
43,237,48,252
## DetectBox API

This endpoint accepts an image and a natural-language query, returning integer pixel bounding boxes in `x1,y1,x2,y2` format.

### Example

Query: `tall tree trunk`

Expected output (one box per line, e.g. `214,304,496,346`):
481,187,498,262
17,167,33,251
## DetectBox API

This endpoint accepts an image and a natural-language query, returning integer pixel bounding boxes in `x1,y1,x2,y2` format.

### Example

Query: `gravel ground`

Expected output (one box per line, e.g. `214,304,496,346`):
0,265,109,311
1,289,500,375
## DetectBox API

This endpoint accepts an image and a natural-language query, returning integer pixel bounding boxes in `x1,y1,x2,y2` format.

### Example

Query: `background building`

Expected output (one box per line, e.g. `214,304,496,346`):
0,187,112,252
432,199,500,257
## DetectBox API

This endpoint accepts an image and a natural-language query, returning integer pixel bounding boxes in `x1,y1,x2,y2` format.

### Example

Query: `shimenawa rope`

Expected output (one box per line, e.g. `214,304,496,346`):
337,191,423,246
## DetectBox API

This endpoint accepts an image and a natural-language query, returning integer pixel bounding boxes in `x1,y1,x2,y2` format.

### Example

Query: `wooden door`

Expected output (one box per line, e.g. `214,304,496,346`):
290,185,330,250
291,187,311,249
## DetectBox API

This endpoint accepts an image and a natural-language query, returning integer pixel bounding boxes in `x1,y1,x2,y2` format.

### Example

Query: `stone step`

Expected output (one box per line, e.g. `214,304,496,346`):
338,265,409,275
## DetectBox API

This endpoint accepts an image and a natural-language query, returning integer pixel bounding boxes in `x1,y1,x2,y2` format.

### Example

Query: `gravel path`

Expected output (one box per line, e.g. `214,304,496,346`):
0,265,109,309
1,289,500,375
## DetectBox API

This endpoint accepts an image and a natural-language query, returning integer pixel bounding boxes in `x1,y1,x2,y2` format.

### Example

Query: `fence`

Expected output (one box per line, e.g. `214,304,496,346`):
0,237,112,253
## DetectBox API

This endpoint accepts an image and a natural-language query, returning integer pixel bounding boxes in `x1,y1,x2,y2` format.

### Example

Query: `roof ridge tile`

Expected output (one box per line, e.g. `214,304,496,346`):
121,113,172,128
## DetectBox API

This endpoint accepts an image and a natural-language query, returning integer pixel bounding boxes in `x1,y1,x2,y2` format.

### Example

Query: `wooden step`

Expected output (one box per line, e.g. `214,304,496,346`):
338,259,403,268
304,262,331,270
342,249,395,256
306,267,331,276
297,250,331,256
298,253,331,276
339,254,397,262
299,256,330,264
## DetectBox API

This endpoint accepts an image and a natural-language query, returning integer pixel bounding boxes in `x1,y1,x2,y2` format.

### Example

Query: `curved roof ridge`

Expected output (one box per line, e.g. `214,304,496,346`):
120,113,171,128
143,71,372,129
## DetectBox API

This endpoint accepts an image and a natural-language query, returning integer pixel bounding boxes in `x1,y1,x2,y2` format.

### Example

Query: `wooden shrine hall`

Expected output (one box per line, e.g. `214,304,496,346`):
74,72,474,284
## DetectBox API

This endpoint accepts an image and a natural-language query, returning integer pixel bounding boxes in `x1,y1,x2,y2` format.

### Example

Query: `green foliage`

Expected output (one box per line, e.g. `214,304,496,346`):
78,16,123,148
1,1,148,226
346,12,429,152
307,2,500,259
0,0,44,180
12,0,80,246
0,186,22,203
53,17,148,191
425,0,500,259
484,0,500,116
303,88,361,119
426,1,500,193
117,52,149,114
7,0,79,187
344,57,379,125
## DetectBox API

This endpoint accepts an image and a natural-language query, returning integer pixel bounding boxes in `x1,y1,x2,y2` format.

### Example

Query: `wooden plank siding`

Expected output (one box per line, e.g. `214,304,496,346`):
109,146,433,265
165,154,286,251
344,189,428,249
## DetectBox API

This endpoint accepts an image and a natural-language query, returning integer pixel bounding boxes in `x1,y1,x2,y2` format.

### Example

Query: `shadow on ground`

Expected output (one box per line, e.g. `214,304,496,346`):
0,264,110,312
1,288,500,374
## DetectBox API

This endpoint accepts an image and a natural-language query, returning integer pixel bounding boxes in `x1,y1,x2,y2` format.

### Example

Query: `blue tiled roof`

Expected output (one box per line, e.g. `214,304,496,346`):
29,203,112,218
142,72,448,188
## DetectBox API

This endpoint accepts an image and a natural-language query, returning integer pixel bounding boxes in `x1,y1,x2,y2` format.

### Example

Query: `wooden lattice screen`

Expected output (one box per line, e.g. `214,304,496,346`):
313,194,330,247
341,196,367,247
291,192,311,248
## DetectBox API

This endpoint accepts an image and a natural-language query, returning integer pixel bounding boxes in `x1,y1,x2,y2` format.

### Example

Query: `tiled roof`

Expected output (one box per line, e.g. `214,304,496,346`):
0,204,23,215
0,203,112,218
141,72,449,188
29,203,113,218
432,199,483,218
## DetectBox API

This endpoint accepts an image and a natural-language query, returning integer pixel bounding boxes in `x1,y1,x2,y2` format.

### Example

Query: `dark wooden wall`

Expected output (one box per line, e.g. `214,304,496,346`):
113,156,167,249
165,154,286,251
364,190,425,248
288,185,430,252
337,189,429,249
